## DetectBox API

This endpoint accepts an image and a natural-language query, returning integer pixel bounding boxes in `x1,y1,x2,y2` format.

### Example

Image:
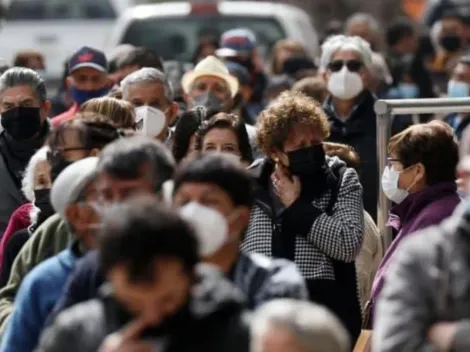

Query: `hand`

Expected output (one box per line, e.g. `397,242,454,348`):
272,164,301,208
427,322,458,351
99,318,154,352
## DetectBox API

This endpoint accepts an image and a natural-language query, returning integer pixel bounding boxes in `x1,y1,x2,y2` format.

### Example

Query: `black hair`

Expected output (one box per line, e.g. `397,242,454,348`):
99,197,199,283
192,36,219,65
282,56,317,77
47,113,120,151
117,47,164,72
386,17,415,47
97,136,175,193
172,107,218,163
173,153,254,208
195,113,254,164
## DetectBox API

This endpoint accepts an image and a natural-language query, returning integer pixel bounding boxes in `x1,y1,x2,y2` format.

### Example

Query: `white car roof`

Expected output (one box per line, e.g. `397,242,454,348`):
123,1,307,20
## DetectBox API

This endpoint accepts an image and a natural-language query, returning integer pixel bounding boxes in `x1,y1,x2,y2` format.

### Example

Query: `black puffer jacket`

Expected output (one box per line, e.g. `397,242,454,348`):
37,265,251,352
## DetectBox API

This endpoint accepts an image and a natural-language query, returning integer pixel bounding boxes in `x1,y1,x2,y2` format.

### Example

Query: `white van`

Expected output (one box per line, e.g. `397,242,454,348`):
106,1,320,63
0,0,135,81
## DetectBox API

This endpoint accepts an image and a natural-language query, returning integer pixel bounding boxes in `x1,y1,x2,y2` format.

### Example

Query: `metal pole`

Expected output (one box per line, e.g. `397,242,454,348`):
374,97,470,249
374,100,393,248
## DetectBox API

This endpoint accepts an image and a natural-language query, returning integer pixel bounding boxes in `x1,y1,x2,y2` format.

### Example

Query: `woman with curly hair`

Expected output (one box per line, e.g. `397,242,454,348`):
242,91,364,343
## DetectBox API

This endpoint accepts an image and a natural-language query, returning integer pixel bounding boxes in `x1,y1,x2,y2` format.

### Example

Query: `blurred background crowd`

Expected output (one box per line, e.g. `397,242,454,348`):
0,0,467,352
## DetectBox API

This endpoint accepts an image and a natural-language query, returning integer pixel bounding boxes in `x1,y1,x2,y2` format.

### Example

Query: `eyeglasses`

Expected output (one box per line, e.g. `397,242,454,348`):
328,60,363,73
386,157,401,166
47,147,90,161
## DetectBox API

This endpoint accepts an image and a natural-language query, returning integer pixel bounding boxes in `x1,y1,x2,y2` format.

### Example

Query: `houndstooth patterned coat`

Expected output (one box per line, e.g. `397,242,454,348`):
241,156,364,280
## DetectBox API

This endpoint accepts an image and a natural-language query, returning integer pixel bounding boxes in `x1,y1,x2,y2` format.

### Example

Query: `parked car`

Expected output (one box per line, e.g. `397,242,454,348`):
0,0,135,81
106,1,320,63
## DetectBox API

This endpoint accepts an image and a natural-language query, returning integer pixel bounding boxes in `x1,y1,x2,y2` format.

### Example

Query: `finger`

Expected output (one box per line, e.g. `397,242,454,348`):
119,317,149,342
118,342,155,352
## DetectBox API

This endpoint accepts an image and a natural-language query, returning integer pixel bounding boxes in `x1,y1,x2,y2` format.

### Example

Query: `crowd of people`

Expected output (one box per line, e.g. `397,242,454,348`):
0,6,468,352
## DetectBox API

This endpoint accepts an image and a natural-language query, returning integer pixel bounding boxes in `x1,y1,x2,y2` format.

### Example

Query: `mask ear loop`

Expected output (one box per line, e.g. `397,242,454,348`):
402,164,419,193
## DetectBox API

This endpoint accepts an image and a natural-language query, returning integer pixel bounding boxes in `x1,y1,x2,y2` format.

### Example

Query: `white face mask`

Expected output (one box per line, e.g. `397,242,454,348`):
327,66,364,100
381,166,411,204
179,202,234,257
135,106,167,138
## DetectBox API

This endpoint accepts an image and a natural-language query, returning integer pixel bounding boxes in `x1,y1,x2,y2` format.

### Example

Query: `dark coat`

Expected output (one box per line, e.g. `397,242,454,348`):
323,90,412,221
37,265,251,352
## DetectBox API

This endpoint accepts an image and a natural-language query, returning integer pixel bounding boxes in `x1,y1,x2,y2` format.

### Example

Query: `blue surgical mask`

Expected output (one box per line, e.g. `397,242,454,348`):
398,83,419,99
447,80,470,98
69,86,110,105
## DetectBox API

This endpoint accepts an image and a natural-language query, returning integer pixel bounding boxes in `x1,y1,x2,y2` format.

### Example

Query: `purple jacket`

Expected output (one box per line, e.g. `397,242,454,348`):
371,181,461,304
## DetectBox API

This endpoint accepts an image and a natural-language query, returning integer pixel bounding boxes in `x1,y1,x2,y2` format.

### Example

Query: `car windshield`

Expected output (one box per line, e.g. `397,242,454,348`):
7,0,116,20
121,15,285,62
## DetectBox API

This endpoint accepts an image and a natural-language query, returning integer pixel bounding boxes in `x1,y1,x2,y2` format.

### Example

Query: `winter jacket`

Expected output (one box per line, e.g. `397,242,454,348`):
0,203,32,272
371,181,461,306
356,211,383,307
242,156,364,342
0,214,72,334
373,203,470,352
323,90,412,222
51,250,308,319
0,245,79,352
0,229,29,288
37,265,251,352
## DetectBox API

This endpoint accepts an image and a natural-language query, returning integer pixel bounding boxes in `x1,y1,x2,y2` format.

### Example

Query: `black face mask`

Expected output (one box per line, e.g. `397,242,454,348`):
1,107,42,141
440,34,462,52
33,189,55,224
287,144,326,177
192,92,223,112
49,153,73,182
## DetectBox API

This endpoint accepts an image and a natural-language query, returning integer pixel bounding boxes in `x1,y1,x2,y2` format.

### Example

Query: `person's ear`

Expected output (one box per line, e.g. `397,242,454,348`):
41,100,52,120
88,148,100,157
414,162,426,183
66,76,73,89
168,102,179,126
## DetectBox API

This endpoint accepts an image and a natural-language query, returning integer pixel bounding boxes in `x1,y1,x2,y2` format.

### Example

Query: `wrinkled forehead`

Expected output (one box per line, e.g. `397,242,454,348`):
0,84,40,105
331,48,363,62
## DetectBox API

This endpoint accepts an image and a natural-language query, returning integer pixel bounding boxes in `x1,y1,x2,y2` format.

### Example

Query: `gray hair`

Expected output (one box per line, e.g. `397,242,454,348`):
345,13,380,33
121,67,174,102
251,299,350,352
320,35,373,71
0,67,47,103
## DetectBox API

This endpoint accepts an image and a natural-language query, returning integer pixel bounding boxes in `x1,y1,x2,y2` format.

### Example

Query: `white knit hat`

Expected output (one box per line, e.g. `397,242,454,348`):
51,157,99,219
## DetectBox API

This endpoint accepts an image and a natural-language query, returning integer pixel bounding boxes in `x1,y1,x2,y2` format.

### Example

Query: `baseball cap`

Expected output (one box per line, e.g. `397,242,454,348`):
216,28,257,58
51,157,99,219
68,46,108,74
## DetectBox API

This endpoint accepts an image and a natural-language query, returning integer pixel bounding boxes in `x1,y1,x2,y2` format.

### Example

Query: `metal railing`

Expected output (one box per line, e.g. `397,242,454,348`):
374,97,470,249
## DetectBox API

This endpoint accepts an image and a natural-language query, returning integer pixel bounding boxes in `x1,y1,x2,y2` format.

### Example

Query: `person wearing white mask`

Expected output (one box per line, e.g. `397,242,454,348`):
444,55,470,140
121,67,179,147
321,35,410,222
174,153,308,309
366,121,460,320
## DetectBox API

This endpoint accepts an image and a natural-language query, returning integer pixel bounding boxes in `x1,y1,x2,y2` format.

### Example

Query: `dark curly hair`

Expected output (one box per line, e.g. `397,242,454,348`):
256,90,330,155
